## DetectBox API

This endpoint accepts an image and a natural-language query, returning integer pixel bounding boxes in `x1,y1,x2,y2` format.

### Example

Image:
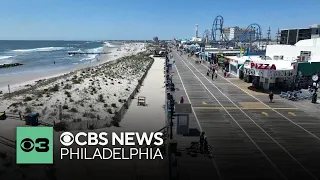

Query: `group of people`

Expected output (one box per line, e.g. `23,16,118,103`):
207,63,218,80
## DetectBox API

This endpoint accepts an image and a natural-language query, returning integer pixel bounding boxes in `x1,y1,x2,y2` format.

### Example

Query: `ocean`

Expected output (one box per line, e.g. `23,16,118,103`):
0,40,115,75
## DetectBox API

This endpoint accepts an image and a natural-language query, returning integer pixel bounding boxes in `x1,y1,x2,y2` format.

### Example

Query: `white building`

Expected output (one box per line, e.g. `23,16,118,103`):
226,55,296,90
266,38,320,62
191,37,202,42
311,24,320,39
223,27,255,41
225,38,320,90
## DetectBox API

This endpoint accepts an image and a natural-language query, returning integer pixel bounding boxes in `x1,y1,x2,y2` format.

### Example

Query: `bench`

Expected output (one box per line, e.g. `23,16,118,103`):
137,96,146,106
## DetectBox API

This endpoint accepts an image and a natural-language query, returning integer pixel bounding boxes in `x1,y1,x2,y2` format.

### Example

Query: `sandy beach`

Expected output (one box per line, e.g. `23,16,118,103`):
0,43,151,129
0,43,146,93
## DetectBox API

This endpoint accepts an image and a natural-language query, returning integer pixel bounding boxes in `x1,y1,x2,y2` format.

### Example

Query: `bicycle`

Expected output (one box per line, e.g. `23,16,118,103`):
186,141,213,155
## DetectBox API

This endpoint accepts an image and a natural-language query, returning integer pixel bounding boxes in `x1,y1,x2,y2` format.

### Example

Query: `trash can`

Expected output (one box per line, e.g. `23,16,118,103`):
28,114,39,126
25,116,30,125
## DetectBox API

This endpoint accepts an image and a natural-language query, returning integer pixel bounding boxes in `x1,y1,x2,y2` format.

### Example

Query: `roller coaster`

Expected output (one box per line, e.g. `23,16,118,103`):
202,15,263,50
202,30,211,44
239,23,262,49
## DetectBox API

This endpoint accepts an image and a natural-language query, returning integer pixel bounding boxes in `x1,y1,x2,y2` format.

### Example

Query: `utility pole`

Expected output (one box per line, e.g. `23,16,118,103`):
276,28,280,44
267,26,271,45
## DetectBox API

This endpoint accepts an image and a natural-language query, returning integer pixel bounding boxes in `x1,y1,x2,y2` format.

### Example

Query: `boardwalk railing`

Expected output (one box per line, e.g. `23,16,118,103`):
140,125,169,152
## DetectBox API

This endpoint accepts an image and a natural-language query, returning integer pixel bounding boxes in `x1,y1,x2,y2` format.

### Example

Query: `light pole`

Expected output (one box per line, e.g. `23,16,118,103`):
311,74,319,103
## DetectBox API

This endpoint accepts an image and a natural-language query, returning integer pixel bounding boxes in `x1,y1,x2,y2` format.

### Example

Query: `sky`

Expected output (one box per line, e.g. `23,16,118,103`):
0,0,319,40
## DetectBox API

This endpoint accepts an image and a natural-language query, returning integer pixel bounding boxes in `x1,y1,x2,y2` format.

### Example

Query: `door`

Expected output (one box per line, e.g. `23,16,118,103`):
176,114,189,135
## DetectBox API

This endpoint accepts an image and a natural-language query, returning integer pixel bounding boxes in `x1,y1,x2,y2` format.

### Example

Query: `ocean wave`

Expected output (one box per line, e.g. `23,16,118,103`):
67,46,103,63
0,58,15,64
86,47,104,53
12,47,69,53
104,42,115,47
79,55,101,62
85,47,103,61
0,55,13,60
68,49,83,53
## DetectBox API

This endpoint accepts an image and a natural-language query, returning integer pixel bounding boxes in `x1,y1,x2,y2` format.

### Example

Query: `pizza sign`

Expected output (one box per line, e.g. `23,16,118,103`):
250,63,276,70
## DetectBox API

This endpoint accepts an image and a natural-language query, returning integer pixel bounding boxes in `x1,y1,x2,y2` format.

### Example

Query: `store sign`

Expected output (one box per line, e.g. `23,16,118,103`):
250,63,276,70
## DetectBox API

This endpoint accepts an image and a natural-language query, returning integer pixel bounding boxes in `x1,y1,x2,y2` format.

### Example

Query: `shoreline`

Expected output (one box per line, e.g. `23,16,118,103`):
0,43,146,93
0,45,154,132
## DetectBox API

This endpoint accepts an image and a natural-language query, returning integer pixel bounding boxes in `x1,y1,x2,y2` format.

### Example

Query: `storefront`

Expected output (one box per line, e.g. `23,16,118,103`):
243,60,295,90
225,56,246,78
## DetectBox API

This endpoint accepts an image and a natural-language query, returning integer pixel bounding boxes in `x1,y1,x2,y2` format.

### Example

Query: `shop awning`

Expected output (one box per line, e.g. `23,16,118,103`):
238,64,244,70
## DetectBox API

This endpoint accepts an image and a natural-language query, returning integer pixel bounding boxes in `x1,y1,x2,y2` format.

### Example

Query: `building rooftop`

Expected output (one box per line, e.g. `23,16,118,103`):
280,24,320,31
191,37,202,42
226,55,295,70
223,27,249,31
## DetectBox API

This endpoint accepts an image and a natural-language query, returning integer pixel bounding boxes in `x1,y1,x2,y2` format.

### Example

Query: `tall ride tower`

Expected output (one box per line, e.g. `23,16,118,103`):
195,24,199,38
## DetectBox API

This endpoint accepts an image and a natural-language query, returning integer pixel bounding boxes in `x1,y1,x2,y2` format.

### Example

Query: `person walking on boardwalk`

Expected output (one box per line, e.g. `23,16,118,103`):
199,132,205,153
269,91,274,103
214,64,218,79
212,68,215,80
180,95,184,104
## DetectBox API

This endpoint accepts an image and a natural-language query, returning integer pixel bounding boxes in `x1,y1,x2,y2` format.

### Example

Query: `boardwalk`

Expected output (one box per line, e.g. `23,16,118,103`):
170,50,320,180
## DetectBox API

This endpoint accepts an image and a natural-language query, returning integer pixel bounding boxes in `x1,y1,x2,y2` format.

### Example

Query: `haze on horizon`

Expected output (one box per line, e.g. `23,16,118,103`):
0,0,319,41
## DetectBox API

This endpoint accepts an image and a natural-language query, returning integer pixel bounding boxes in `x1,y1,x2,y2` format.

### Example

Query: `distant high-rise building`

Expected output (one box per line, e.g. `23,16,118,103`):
195,24,199,38
280,24,320,45
223,27,255,42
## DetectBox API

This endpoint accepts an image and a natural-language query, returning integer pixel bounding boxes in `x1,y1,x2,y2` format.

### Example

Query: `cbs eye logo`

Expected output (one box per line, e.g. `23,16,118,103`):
20,138,50,152
60,132,74,146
